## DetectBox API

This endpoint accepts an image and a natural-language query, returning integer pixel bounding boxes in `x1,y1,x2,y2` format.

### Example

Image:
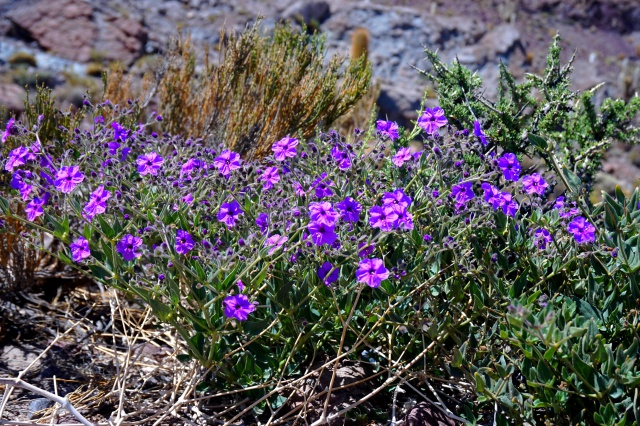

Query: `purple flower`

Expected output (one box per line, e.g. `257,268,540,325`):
309,201,340,227
136,152,164,176
312,173,335,199
260,167,280,190
376,120,399,141
473,120,488,146
5,146,36,172
2,118,15,144
181,158,204,175
533,228,552,249
213,150,241,178
500,193,518,217
90,185,111,204
336,197,361,222
331,146,351,170
481,182,503,209
382,189,412,210
317,261,339,286
25,196,46,221
182,193,194,205
107,141,120,156
256,212,269,233
356,258,389,288
522,173,548,196
11,171,32,200
294,181,306,197
423,234,433,242
70,236,91,262
308,221,338,246
116,234,144,261
217,200,244,228
18,183,33,201
451,181,475,204
223,294,256,321
369,206,399,232
393,205,414,230
54,166,85,193
237,280,245,291
272,136,299,161
83,200,108,222
418,107,448,135
112,122,129,141
498,153,521,182
265,234,288,254
175,229,195,255
358,241,375,258
392,148,412,167
553,196,580,218
567,216,596,244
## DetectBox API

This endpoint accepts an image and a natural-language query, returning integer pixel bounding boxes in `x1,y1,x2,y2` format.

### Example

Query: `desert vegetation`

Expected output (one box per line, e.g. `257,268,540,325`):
1,22,640,426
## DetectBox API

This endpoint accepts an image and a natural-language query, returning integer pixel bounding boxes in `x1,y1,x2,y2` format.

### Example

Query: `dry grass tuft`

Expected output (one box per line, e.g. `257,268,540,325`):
106,21,372,159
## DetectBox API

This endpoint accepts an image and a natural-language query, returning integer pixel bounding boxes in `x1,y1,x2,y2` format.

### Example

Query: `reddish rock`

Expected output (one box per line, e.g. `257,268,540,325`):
7,0,97,62
93,13,147,65
0,82,25,113
7,0,146,65
404,401,458,426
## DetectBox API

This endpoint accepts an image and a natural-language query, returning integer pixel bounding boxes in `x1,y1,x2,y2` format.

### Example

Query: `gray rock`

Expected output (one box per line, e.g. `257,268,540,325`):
283,1,331,26
479,23,523,58
27,398,51,420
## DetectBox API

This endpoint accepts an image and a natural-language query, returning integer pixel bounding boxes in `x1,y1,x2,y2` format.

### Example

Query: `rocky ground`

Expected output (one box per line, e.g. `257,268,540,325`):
1,0,639,194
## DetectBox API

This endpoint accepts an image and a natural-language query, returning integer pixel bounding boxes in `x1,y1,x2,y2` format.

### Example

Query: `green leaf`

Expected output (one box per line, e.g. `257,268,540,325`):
97,215,115,239
562,166,581,194
537,359,554,385
474,372,486,393
528,134,548,151
83,224,92,242
148,297,173,322
0,196,9,213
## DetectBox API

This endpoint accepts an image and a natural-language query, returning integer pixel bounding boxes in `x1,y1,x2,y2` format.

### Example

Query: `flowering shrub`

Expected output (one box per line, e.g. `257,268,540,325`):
1,39,640,425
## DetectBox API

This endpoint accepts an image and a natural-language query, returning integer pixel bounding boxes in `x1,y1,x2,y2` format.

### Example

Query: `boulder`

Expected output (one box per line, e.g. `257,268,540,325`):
7,0,96,62
93,13,147,65
283,1,331,26
0,82,25,113
7,0,146,64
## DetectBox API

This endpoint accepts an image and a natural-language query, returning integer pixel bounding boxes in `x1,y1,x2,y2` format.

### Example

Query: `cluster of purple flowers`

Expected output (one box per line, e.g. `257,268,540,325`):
331,145,352,170
481,182,518,217
3,102,606,331
368,189,414,231
307,201,339,246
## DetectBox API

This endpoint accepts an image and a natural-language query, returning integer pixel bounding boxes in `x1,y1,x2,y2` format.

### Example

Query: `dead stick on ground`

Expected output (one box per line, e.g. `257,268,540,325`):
0,378,94,426
0,303,96,420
